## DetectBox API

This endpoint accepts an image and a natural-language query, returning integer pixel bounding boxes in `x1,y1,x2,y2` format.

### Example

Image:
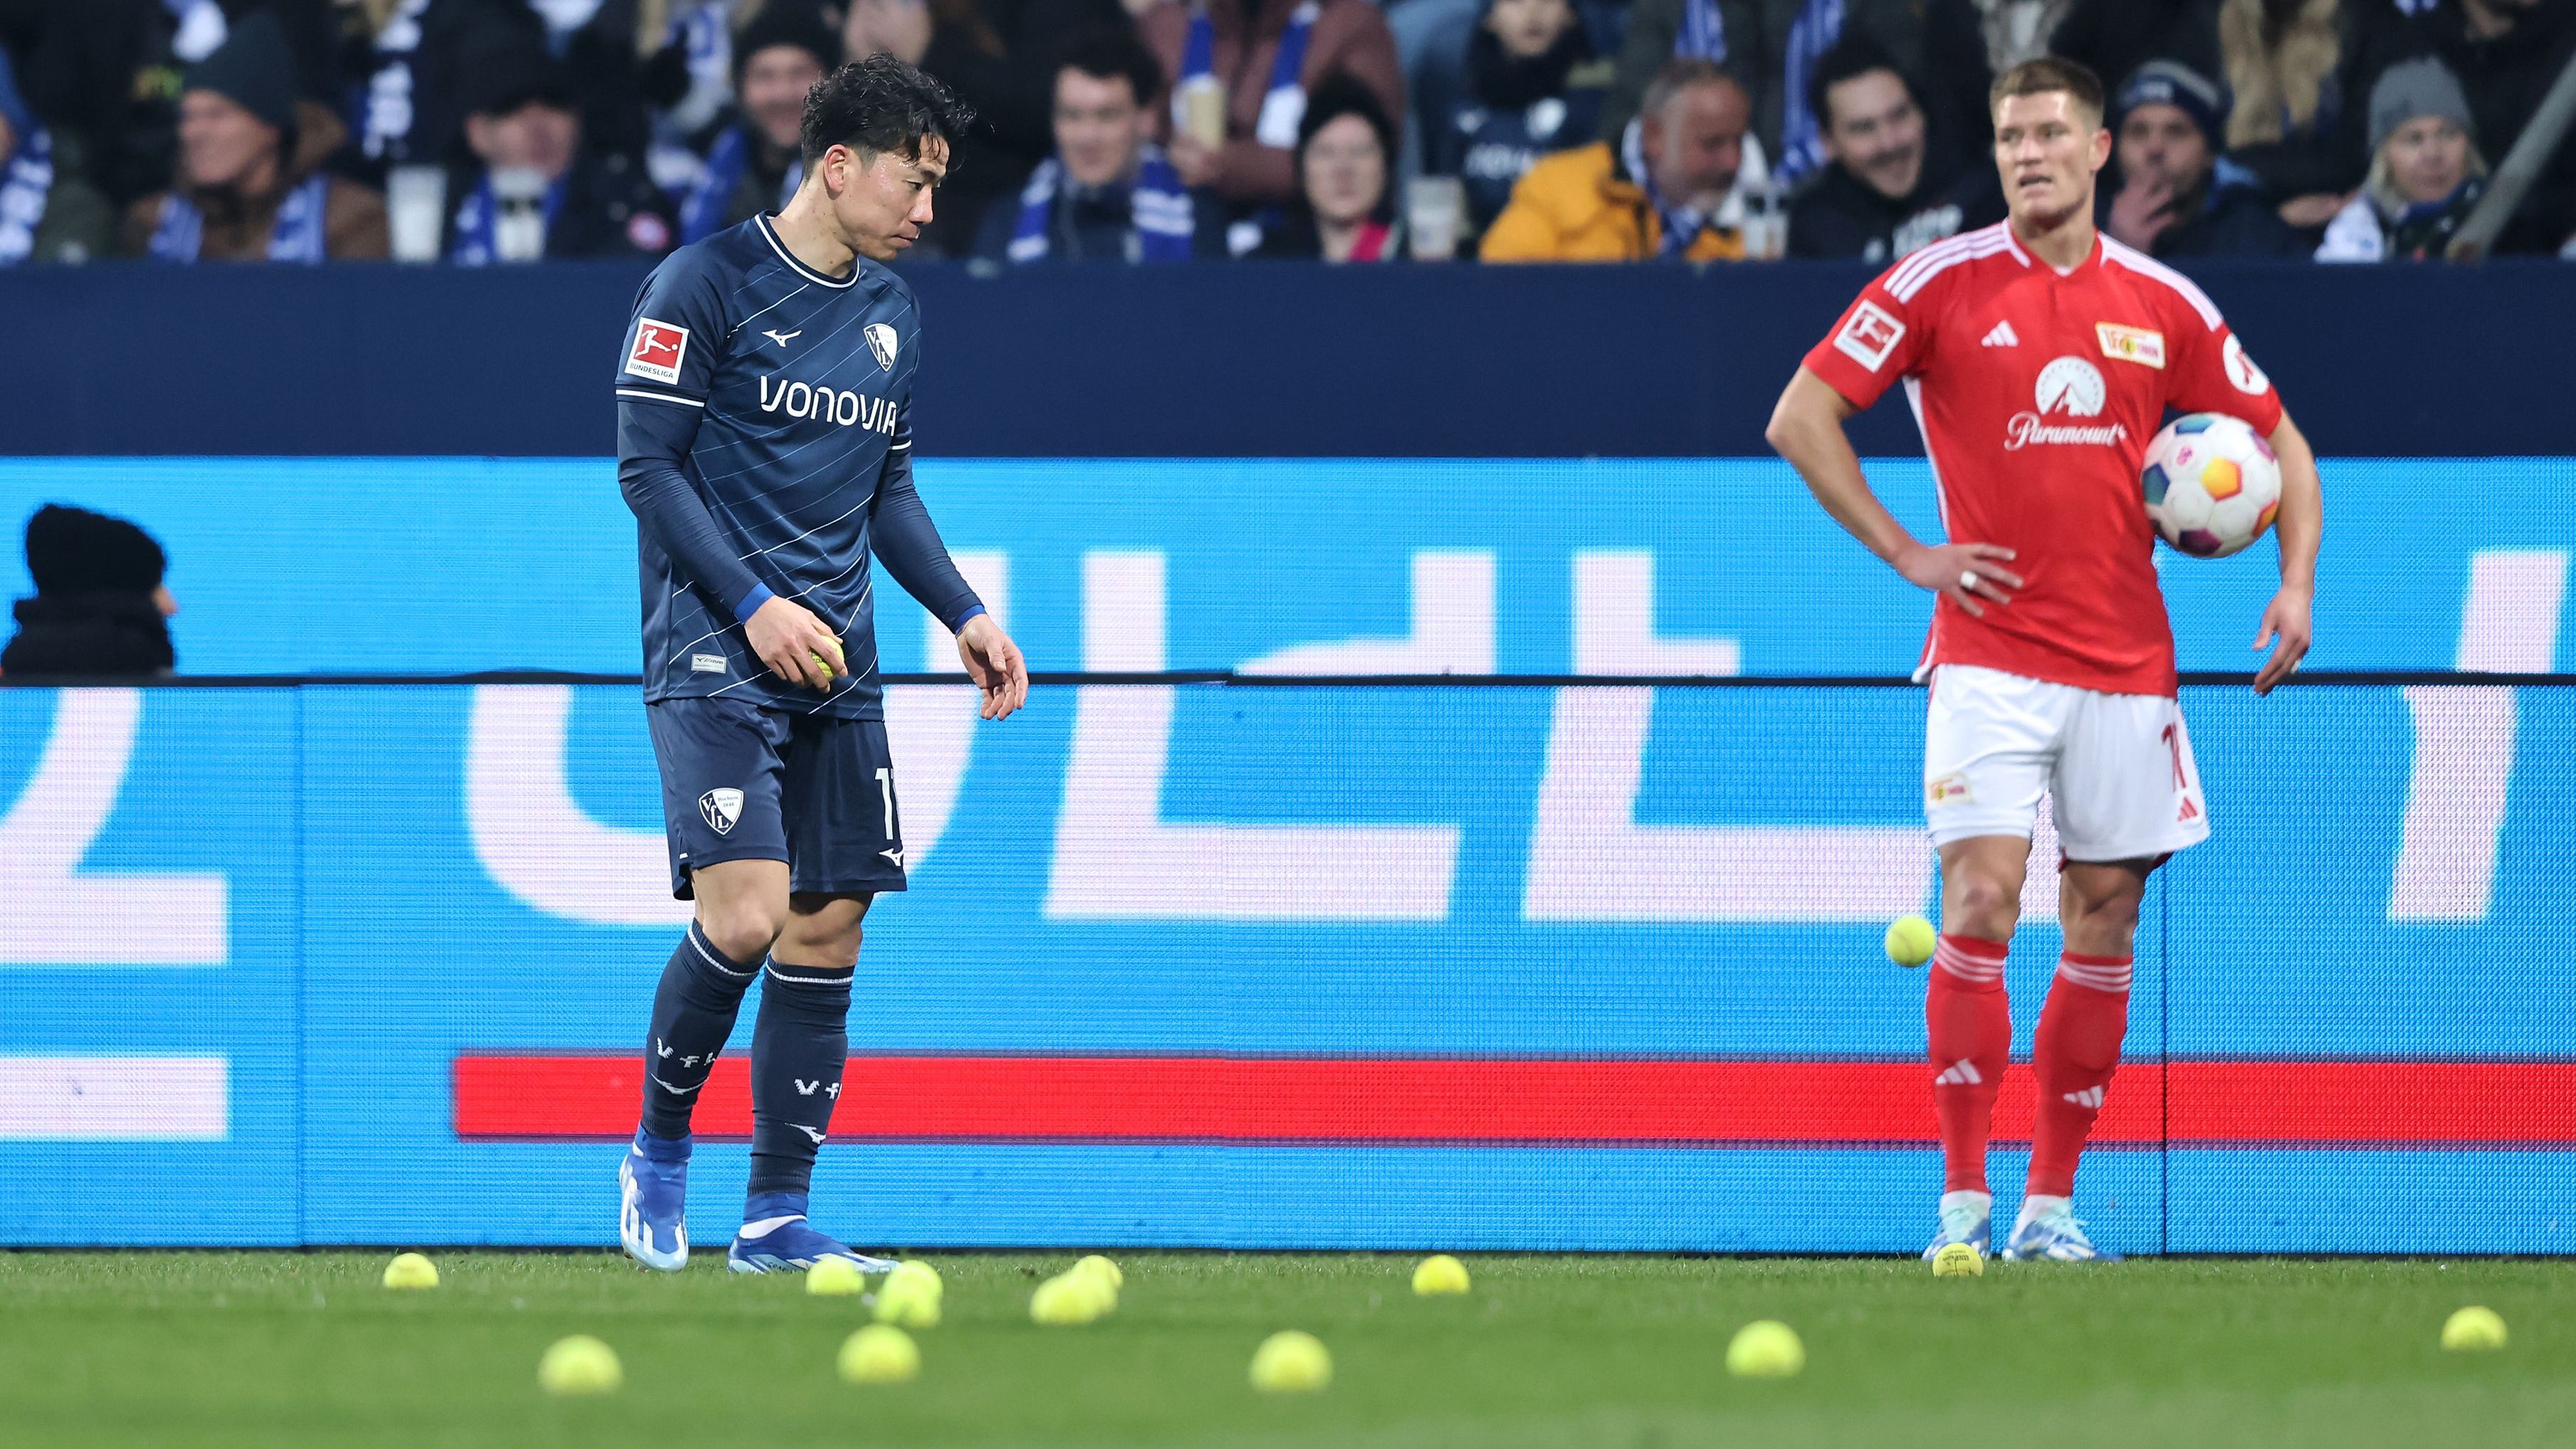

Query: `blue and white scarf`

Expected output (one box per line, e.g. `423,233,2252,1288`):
679,125,802,244
1774,0,1845,186
1674,0,1727,61
1621,117,1711,257
0,126,52,266
448,170,570,266
357,0,433,162
163,0,229,62
148,172,331,263
1005,145,1194,263
1175,1,1320,149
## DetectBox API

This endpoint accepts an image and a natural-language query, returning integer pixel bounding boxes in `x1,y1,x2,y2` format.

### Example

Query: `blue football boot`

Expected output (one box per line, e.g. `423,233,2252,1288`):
2002,1200,2120,1262
1921,1190,1992,1261
726,1192,899,1274
618,1131,691,1272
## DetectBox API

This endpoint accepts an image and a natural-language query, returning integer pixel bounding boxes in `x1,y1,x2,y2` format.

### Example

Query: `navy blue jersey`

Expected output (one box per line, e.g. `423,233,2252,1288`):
612,214,981,720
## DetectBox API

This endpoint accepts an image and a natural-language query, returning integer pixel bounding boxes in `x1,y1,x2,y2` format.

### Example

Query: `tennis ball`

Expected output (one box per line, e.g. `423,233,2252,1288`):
381,1252,439,1290
1411,1254,1471,1295
874,1274,941,1329
1249,1330,1331,1393
810,650,838,680
537,1335,624,1396
838,1324,921,1384
1726,1320,1806,1379
887,1260,945,1300
1885,914,1936,968
807,1255,867,1297
1930,1243,1984,1278
1030,1272,1109,1325
2441,1306,2508,1351
1072,1254,1125,1292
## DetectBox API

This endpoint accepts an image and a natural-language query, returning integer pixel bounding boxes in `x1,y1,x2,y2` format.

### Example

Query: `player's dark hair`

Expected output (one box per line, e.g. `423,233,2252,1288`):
800,53,977,169
1054,23,1163,109
1991,56,2105,126
1811,36,1916,132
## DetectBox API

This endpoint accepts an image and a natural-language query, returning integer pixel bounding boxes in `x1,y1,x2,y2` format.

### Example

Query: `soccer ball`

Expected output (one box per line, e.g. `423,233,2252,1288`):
2140,413,2281,558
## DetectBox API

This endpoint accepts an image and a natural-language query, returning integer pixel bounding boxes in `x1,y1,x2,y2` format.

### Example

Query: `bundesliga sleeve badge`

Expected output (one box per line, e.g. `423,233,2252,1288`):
626,318,691,385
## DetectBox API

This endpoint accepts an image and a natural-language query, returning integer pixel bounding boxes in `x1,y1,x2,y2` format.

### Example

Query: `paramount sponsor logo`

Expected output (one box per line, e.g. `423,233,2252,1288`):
758,376,899,433
2004,412,2130,450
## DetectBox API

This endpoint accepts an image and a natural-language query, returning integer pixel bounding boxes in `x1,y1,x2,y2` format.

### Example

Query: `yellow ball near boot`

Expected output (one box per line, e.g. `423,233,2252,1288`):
381,1252,439,1290
537,1335,624,1396
1411,1254,1471,1295
1884,914,1936,967
838,1324,921,1384
886,1260,945,1301
1726,1320,1806,1378
1072,1254,1125,1292
1930,1243,1984,1278
874,1272,942,1329
806,1255,867,1296
2442,1306,2508,1351
1249,1330,1331,1393
1030,1272,1111,1325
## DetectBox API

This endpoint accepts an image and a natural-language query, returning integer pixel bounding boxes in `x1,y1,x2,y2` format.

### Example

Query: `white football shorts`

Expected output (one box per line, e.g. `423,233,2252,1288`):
1922,664,2211,862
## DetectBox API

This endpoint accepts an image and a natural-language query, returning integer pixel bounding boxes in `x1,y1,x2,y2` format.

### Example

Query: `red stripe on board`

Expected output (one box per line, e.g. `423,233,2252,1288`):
454,1056,2576,1146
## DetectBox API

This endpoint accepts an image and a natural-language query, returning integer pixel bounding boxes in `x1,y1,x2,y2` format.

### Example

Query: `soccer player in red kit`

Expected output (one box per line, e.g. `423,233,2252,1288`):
1766,57,2322,1262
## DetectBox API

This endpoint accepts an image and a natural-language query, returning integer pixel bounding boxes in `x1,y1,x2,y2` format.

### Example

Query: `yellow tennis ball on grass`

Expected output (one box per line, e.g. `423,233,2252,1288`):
1411,1254,1471,1295
1030,1272,1110,1325
1930,1242,1984,1277
1072,1254,1125,1292
1885,914,1936,968
1726,1320,1806,1378
838,1324,921,1384
807,1255,867,1296
537,1335,623,1396
381,1252,439,1290
1249,1330,1331,1393
2442,1306,2507,1351
886,1260,945,1301
874,1274,942,1329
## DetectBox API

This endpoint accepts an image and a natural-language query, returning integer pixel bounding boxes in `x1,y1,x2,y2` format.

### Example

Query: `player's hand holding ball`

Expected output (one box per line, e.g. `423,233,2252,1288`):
955,614,1030,721
1895,540,2022,619
745,595,846,693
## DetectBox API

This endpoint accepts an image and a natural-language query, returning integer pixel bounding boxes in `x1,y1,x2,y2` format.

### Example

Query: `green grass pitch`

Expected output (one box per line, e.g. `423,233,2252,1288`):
4,1252,2570,1447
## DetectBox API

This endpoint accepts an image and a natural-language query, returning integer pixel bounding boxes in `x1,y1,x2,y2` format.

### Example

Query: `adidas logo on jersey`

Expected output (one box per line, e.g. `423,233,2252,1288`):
2062,1086,2106,1109
1935,1060,1983,1086
1980,320,2019,347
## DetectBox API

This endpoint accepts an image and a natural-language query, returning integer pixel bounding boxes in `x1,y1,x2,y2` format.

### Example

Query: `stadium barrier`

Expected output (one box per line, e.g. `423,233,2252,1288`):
3,674,2571,1252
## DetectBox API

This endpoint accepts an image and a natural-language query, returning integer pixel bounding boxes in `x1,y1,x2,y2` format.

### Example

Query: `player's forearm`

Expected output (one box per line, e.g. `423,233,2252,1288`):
616,402,773,621
872,454,984,631
1767,370,1920,567
2268,412,2321,595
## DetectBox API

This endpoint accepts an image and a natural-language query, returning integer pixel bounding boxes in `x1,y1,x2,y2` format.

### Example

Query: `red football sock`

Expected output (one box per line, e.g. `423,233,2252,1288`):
2026,952,2135,1198
1927,933,2012,1193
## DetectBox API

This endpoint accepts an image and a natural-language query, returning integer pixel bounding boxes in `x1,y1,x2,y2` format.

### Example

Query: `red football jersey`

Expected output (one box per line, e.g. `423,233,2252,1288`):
1801,221,2284,697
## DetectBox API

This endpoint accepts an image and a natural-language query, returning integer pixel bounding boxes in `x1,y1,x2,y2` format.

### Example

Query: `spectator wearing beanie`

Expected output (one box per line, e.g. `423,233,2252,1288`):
1138,0,1405,211
1,506,179,678
2316,57,2484,264
121,12,388,262
1424,0,1611,245
444,35,676,263
1247,70,1402,258
1786,37,2002,262
676,9,837,244
2098,58,2302,259
974,24,1222,265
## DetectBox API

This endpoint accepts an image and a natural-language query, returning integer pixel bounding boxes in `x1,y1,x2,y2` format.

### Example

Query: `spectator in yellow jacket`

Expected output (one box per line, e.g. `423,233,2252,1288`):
1480,58,1764,261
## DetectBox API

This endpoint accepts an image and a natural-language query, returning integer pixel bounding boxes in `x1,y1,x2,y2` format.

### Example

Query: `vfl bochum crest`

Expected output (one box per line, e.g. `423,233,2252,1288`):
865,323,899,372
699,788,744,835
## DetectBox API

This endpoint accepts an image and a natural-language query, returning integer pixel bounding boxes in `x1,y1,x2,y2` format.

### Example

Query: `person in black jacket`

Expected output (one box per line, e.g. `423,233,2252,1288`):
2426,0,2576,255
1425,0,1610,243
1787,37,2002,261
2098,59,2305,258
444,33,674,263
1,505,177,677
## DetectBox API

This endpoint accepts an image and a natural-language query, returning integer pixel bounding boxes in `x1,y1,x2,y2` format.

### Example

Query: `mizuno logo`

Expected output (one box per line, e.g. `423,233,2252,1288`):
1981,320,2019,347
880,847,905,870
2063,1086,2105,1109
1935,1060,1983,1086
762,329,802,347
795,1126,827,1145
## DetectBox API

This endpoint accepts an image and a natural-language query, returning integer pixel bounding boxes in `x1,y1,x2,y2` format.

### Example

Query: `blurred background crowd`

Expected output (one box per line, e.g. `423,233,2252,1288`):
0,0,2568,270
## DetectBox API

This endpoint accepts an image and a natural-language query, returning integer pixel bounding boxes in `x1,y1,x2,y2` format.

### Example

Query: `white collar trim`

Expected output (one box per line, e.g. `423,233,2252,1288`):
756,214,858,288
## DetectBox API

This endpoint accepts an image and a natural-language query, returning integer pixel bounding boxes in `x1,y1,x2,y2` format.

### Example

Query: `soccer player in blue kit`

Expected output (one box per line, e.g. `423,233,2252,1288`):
611,56,1028,1273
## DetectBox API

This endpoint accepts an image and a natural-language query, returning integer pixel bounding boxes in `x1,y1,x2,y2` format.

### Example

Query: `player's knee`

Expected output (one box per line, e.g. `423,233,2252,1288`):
697,901,787,965
1949,873,2021,936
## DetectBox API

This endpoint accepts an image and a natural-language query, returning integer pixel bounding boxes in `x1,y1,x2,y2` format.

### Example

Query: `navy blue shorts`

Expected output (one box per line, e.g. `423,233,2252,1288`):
645,697,908,900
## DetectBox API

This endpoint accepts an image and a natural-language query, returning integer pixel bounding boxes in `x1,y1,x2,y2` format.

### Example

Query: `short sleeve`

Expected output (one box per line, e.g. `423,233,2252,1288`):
612,249,727,407
1799,266,1931,411
2167,315,2285,438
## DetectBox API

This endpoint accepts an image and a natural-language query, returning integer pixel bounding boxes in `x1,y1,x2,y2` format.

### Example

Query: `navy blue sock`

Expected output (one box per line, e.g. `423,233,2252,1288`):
746,959,853,1198
638,923,759,1141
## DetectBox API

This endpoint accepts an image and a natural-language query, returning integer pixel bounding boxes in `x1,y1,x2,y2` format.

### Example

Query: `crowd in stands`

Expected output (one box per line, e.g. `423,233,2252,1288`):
0,0,2569,268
